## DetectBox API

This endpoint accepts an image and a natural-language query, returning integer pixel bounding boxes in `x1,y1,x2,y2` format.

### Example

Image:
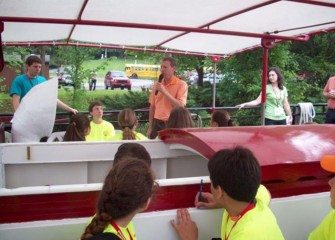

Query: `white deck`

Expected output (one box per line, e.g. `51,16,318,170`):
0,140,207,188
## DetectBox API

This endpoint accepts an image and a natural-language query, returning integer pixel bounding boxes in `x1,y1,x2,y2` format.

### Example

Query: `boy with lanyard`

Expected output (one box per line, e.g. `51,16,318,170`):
308,155,335,240
171,146,284,240
10,55,77,113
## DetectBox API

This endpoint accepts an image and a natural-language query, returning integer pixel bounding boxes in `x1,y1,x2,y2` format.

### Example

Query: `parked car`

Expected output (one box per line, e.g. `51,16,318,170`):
58,73,74,87
104,70,131,90
203,73,223,85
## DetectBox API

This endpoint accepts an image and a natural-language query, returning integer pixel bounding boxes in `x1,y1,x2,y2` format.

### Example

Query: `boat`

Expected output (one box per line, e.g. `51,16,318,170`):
0,125,334,239
1,1,335,239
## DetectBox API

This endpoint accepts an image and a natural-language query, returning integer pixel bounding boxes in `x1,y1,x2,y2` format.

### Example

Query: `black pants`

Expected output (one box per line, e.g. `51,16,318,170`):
265,118,287,125
325,109,335,123
90,79,96,91
150,118,166,139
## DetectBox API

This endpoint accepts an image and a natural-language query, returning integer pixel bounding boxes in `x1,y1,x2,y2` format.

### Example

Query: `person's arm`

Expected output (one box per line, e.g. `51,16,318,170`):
147,89,156,138
283,96,293,124
156,81,187,107
56,99,78,114
236,93,262,109
147,103,155,138
12,94,20,112
323,83,335,99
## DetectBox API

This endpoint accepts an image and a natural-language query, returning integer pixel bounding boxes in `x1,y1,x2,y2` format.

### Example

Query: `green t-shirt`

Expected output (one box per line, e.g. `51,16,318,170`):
221,185,284,240
265,84,288,121
111,131,148,140
86,120,115,141
308,210,335,240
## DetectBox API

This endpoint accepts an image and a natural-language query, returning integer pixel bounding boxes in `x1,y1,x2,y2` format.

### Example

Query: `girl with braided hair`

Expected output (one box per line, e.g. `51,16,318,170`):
63,114,90,141
210,110,237,127
81,158,156,240
111,108,147,140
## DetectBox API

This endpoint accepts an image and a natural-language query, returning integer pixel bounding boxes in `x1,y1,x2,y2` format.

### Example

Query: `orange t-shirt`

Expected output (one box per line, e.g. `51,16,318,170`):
149,76,188,121
323,76,335,109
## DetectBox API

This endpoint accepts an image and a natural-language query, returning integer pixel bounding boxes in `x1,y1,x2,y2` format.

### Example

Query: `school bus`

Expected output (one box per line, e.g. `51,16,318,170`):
125,64,160,80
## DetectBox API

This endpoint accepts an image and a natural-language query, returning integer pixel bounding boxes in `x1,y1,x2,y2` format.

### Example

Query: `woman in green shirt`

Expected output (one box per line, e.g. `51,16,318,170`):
236,67,293,125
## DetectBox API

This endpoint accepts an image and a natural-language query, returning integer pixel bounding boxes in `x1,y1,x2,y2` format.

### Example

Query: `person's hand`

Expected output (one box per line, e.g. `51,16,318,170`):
171,208,198,240
195,192,216,209
146,126,152,138
235,103,245,110
156,82,167,95
287,115,293,124
329,90,335,98
69,108,78,114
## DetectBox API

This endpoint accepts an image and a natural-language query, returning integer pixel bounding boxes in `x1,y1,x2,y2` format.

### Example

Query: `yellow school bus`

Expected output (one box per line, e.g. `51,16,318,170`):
125,64,160,79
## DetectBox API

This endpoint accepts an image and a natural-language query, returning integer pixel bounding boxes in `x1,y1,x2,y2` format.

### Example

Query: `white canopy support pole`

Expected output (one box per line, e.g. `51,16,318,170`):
212,62,217,109
210,56,222,112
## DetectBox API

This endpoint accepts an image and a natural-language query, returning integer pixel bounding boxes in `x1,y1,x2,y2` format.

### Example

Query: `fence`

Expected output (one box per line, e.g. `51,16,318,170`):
0,103,329,137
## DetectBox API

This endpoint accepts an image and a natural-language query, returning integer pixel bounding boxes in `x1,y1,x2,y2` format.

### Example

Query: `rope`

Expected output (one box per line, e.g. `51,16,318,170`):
298,102,315,125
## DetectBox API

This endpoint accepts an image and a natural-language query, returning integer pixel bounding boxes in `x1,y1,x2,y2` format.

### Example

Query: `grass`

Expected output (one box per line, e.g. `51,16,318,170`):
83,58,127,77
83,57,158,78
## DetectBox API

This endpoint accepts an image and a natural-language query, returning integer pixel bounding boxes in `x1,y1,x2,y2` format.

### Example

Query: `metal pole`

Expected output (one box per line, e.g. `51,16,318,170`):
260,38,276,125
212,62,217,109
261,48,268,125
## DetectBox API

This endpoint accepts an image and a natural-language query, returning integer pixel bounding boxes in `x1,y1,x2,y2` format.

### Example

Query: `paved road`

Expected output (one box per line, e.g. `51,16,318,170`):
55,77,154,91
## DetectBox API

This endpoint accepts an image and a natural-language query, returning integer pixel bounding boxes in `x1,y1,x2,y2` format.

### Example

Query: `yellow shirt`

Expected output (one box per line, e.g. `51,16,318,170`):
308,210,335,240
88,216,136,240
86,120,115,141
111,131,148,140
103,221,136,240
221,185,284,240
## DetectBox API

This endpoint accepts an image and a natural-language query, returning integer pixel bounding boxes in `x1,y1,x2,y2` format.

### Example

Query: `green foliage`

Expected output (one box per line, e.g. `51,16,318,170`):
187,84,215,107
102,91,150,111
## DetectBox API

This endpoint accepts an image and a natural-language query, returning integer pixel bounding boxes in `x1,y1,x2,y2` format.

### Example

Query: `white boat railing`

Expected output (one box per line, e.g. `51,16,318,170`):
0,189,330,240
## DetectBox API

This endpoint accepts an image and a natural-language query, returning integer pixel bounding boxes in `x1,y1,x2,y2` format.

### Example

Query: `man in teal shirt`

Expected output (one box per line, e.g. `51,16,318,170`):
10,55,77,113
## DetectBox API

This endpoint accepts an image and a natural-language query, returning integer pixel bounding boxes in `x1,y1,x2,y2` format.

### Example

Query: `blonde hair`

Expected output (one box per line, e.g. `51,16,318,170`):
118,108,137,140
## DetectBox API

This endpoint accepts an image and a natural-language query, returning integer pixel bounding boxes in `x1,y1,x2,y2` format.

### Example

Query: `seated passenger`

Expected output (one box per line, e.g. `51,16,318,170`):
86,101,115,141
80,158,156,240
111,108,147,140
113,143,151,166
308,155,335,240
63,114,90,141
211,110,237,127
171,146,284,240
166,106,194,129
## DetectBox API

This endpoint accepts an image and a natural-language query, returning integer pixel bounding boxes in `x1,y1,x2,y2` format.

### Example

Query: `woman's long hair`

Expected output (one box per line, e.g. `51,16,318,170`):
81,158,155,239
166,106,194,128
211,110,236,127
63,114,90,141
267,67,284,90
118,108,137,140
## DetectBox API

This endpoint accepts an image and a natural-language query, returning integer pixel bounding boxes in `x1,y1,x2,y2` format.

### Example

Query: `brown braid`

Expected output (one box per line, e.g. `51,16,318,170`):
80,211,111,239
81,158,156,239
117,108,137,140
